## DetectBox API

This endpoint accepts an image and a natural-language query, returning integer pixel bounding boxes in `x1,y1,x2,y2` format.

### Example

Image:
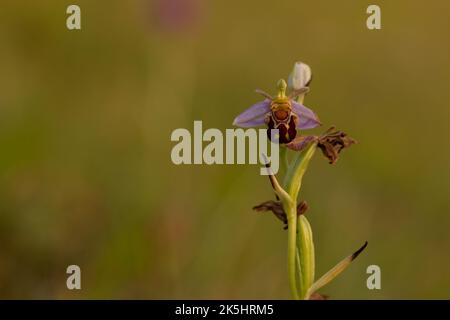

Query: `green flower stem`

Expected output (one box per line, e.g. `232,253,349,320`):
263,159,299,299
261,161,298,300
285,200,300,300
285,142,317,200
279,147,289,174
283,142,318,299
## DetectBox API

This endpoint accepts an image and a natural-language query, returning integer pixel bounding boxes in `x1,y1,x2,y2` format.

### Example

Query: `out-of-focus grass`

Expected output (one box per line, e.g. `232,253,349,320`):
1,0,450,299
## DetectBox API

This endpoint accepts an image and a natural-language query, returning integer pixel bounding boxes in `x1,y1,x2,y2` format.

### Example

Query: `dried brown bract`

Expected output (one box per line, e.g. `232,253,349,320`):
253,200,308,229
286,126,356,164
317,126,356,164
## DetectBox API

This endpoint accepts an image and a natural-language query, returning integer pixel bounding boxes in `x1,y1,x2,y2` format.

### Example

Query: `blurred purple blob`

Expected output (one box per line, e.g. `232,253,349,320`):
152,0,201,33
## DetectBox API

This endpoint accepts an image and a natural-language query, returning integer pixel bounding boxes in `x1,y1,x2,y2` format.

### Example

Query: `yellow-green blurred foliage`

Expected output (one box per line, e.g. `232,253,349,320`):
1,0,450,299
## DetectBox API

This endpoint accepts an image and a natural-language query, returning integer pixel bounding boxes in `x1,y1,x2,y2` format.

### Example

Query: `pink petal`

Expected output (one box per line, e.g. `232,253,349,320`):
233,100,271,128
292,101,322,130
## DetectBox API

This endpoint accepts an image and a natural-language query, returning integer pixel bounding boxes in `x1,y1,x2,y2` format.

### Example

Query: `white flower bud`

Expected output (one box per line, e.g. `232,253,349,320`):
288,62,312,90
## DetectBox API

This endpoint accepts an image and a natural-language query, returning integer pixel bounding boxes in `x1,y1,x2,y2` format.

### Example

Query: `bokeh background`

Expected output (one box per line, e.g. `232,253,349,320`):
1,0,450,299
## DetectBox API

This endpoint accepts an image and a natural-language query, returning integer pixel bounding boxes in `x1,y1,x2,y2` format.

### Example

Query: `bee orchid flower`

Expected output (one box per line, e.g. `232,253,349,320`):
235,61,366,300
232,79,321,144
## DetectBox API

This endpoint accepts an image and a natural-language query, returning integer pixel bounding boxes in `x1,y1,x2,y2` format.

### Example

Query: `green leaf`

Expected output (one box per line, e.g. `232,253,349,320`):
296,215,315,299
306,241,368,298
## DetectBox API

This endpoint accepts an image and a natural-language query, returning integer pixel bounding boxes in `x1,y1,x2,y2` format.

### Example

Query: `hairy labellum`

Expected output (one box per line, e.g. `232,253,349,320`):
266,115,297,144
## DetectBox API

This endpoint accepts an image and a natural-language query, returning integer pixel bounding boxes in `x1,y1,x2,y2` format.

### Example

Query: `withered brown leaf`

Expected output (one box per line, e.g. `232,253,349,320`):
253,200,309,229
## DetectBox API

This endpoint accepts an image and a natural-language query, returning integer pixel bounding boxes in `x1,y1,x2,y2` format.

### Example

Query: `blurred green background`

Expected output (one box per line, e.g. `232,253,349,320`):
1,0,450,299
